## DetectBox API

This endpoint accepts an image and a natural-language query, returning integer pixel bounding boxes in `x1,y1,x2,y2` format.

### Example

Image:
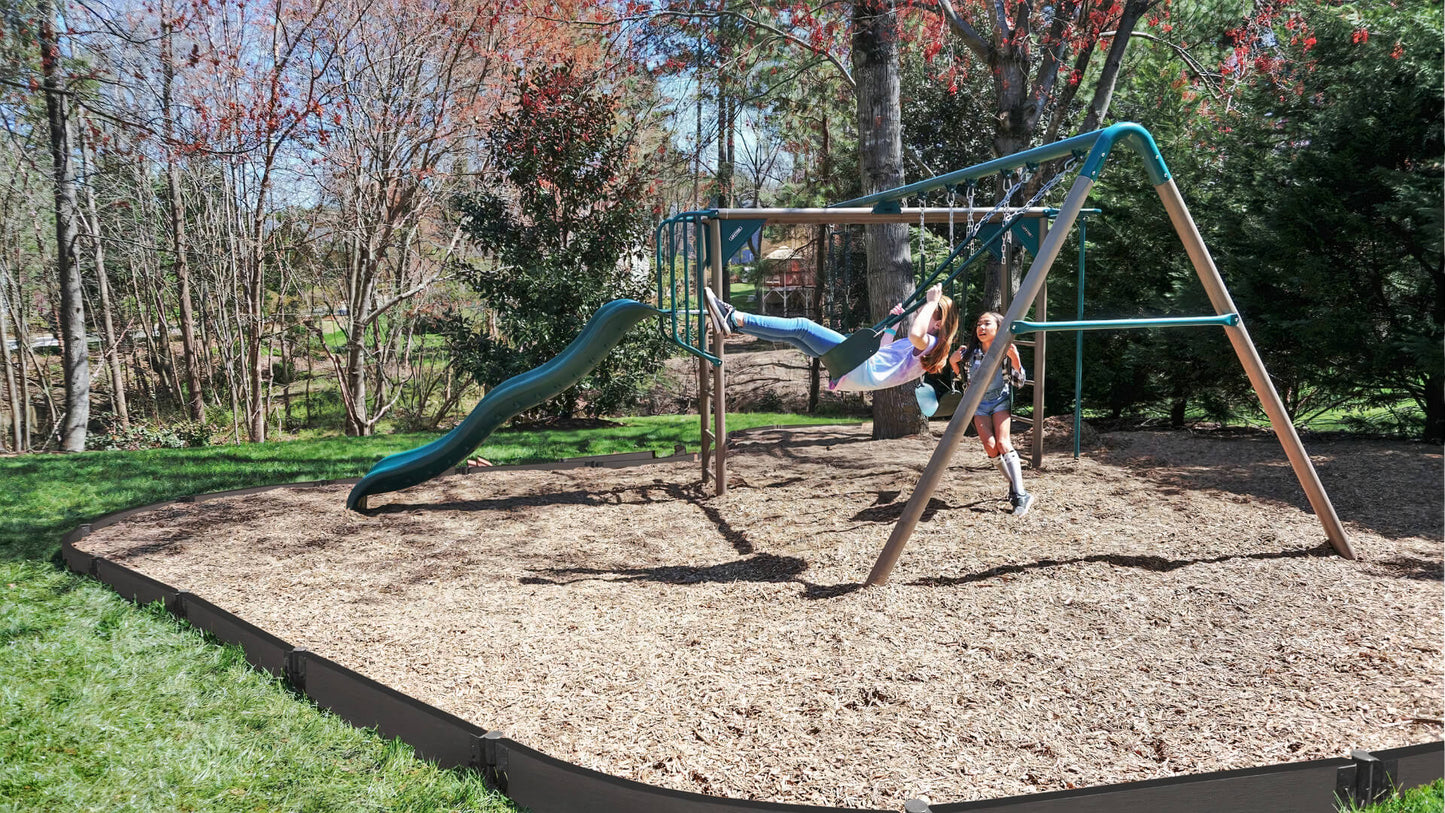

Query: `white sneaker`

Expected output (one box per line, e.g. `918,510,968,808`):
1011,491,1035,517
701,287,735,336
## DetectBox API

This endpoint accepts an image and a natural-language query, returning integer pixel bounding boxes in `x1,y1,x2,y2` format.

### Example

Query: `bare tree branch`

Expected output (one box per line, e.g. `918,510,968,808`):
934,0,993,61
560,8,857,89
1100,29,1223,99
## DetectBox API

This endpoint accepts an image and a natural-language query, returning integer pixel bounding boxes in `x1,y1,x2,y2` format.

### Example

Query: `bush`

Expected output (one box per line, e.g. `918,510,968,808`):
448,61,666,422
86,421,213,451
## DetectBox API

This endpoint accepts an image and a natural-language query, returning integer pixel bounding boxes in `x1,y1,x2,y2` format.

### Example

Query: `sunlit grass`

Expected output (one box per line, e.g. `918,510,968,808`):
0,564,511,812
1345,780,1444,813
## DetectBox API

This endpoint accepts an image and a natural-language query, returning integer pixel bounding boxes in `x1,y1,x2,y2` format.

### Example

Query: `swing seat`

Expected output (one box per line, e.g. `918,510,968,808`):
821,329,882,380
933,390,964,420
919,370,964,420
914,380,940,417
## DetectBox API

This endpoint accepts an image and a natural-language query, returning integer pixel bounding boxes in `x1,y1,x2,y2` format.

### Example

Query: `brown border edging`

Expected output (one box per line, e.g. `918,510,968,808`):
489,734,890,813
932,756,1356,812
287,648,486,770
177,592,293,677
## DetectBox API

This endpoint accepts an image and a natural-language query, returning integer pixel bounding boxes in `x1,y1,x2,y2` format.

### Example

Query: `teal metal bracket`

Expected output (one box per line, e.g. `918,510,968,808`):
1077,122,1170,185
1011,314,1239,334
717,219,765,266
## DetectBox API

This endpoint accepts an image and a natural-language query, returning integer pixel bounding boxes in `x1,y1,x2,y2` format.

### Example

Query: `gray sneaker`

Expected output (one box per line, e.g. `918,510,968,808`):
1010,491,1035,517
701,287,735,336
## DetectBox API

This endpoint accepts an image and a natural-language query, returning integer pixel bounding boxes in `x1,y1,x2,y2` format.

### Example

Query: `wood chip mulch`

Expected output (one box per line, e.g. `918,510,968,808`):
76,424,1443,810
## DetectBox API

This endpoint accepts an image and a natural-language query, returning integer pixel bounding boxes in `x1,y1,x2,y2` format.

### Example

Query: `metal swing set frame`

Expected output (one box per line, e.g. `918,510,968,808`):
654,122,1354,586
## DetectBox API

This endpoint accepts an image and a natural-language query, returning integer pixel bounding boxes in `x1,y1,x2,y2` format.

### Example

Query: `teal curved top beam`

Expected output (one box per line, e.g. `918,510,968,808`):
830,122,1171,212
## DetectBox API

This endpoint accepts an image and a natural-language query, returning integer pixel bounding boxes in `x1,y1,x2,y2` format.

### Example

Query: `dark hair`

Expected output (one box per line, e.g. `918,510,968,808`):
960,311,1005,362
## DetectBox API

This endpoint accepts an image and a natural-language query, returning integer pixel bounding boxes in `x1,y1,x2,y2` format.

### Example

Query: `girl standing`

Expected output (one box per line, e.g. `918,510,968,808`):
950,312,1034,516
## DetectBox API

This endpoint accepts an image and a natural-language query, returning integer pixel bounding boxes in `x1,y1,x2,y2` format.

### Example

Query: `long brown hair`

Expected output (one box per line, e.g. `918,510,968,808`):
920,295,959,374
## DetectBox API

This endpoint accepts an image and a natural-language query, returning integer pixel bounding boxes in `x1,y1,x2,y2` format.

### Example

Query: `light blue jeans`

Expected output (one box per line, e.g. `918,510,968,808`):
737,314,846,358
975,388,1012,416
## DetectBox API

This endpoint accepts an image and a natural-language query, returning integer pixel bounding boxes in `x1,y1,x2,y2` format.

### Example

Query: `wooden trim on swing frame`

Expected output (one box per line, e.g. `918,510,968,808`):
866,174,1354,587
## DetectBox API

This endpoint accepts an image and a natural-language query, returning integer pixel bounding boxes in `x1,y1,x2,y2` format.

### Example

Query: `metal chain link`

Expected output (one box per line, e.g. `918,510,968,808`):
888,155,1081,323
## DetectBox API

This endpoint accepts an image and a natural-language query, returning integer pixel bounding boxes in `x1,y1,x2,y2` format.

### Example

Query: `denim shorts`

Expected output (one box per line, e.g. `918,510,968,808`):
975,390,1012,416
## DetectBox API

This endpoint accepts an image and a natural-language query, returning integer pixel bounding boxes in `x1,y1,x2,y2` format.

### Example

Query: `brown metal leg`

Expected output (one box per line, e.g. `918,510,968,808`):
1154,179,1354,559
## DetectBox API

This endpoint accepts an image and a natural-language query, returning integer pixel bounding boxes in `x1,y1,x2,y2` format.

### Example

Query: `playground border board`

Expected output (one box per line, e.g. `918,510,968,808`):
59,447,1442,813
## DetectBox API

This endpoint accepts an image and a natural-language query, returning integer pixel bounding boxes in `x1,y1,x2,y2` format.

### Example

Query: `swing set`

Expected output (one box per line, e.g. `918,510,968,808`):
653,122,1355,585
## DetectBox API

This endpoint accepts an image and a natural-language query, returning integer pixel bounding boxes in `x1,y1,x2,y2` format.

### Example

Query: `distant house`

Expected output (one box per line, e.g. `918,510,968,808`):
760,246,815,316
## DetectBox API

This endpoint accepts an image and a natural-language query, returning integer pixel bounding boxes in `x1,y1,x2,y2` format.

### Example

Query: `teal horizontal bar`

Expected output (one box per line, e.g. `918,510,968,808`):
1010,314,1239,334
832,131,1101,210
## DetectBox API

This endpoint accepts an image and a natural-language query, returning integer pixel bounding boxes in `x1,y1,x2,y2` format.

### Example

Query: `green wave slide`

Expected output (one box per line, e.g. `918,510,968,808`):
346,299,662,512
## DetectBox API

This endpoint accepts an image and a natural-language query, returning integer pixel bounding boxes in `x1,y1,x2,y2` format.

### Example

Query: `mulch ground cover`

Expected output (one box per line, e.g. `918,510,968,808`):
77,423,1442,809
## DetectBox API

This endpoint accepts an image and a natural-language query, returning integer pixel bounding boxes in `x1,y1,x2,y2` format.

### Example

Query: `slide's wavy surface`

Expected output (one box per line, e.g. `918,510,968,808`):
347,299,661,511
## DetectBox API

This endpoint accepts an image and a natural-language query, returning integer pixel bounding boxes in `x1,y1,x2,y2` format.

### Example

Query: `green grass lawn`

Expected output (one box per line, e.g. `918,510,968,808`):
0,413,853,812
729,280,759,309
1,411,1435,812
1346,780,1445,813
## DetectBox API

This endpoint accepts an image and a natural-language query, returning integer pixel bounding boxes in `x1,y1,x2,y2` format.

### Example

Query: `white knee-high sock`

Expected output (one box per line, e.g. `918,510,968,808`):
990,455,1011,495
1000,450,1027,496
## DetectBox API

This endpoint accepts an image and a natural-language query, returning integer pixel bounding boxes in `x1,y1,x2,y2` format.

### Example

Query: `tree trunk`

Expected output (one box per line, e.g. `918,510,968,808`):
161,13,206,423
808,224,828,413
1169,397,1187,429
78,129,129,429
0,282,20,450
1424,373,1443,444
245,250,266,442
39,0,89,451
1077,0,1153,134
6,269,37,448
715,0,734,208
244,149,280,443
853,0,924,439
343,233,372,436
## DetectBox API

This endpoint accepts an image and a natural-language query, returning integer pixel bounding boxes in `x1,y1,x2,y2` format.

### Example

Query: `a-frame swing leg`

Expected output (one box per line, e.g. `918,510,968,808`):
1155,179,1354,559
867,173,1356,586
867,175,1097,586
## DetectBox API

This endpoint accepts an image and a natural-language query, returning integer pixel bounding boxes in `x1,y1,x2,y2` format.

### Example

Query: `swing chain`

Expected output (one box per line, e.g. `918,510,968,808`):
946,186,956,248
965,182,976,237
959,170,1028,248
917,193,927,278
888,155,1080,324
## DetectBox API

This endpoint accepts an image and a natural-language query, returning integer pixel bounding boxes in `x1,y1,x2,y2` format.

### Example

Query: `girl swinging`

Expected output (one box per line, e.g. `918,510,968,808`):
703,284,958,394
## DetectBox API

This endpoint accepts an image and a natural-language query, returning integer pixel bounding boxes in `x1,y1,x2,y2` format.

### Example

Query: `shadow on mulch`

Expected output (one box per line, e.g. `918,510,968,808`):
1095,432,1442,543
517,553,867,600
906,544,1337,587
